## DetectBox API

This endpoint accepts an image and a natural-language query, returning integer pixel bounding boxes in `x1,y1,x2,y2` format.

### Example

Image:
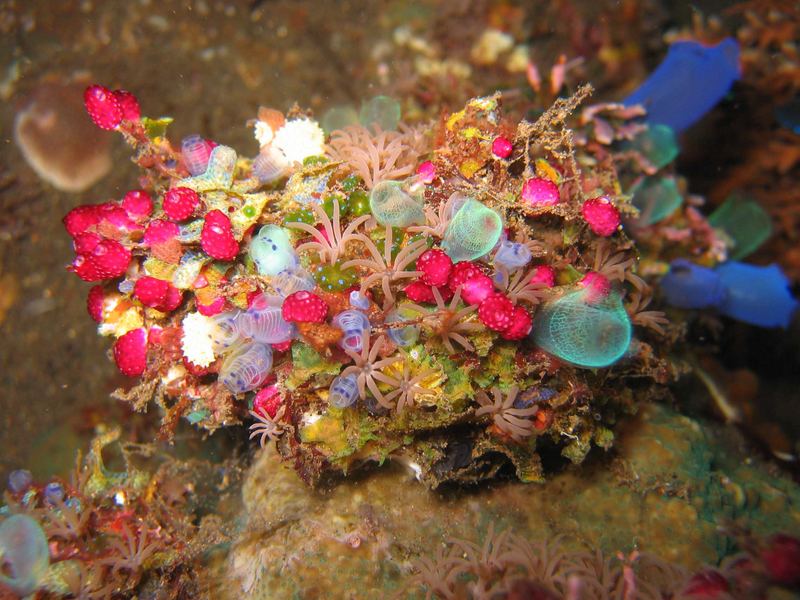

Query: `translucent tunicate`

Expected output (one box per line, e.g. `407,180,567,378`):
715,262,798,329
43,482,64,505
385,304,421,347
236,294,295,344
191,145,237,190
369,180,425,227
494,240,532,270
0,514,49,595
359,96,401,131
441,198,503,262
271,268,316,297
708,195,772,261
210,311,243,351
219,341,273,394
628,124,678,170
349,290,371,310
252,145,288,183
660,259,726,309
332,310,370,353
250,225,297,277
322,105,359,134
631,176,683,226
7,470,32,494
328,374,359,409
533,290,632,368
181,134,212,176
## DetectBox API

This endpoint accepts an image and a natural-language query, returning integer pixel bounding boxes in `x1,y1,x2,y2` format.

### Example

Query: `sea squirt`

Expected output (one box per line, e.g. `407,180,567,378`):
236,294,295,344
332,310,370,353
219,341,273,394
328,373,359,409
250,225,298,277
0,514,49,595
442,198,503,262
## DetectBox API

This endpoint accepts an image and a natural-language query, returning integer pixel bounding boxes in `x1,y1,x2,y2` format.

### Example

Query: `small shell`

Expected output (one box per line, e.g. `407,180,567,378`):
329,373,359,409
332,310,370,353
181,134,212,176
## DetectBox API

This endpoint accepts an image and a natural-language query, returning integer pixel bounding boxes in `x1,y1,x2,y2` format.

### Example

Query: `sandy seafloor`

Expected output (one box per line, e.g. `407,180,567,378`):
0,0,798,596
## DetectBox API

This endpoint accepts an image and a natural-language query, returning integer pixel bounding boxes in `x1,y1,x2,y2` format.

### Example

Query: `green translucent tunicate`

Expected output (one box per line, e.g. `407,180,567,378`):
322,105,360,134
533,290,632,368
708,194,773,260
250,225,298,276
630,124,678,170
631,176,683,225
369,180,425,227
0,514,50,595
441,198,503,262
359,96,401,131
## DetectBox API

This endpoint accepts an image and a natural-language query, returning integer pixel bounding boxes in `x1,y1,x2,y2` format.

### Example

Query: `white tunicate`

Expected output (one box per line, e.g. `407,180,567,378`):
250,225,297,276
328,374,359,409
219,341,273,394
332,310,370,353
494,240,532,270
271,267,316,297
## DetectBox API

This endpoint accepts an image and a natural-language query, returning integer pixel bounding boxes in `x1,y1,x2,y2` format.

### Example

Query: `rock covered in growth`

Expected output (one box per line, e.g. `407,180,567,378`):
63,85,704,486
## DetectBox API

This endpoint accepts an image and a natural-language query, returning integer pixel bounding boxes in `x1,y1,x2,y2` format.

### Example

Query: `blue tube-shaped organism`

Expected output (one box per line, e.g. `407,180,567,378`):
660,259,727,309
715,262,798,328
624,38,740,133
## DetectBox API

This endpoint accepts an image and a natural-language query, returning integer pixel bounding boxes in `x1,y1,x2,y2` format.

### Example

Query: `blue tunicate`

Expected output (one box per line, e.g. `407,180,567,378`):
624,38,740,133
250,225,298,277
715,262,798,329
660,259,727,309
349,290,371,310
181,134,212,176
533,290,632,368
43,482,64,505
631,176,683,225
219,342,273,395
708,195,772,261
210,311,243,351
329,374,359,409
494,240,532,270
359,96,401,131
332,310,370,353
236,294,295,344
271,268,316,297
7,470,32,494
385,304,421,347
442,198,503,262
0,514,49,595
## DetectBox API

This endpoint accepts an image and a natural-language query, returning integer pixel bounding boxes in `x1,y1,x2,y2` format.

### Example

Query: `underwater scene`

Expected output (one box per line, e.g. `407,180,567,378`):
1,0,799,597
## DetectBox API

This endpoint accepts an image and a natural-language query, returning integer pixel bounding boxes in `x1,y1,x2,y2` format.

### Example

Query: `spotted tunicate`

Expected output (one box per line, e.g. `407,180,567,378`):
442,198,503,262
494,240,532,270
328,374,359,409
250,225,297,277
0,514,49,595
271,267,316,297
236,294,295,344
219,341,273,394
210,311,243,351
533,290,631,368
332,310,370,353
369,180,425,227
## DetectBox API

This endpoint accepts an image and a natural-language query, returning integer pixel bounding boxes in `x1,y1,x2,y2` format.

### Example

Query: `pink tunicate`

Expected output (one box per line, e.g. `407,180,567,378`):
182,134,213,176
521,177,560,208
461,273,494,305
